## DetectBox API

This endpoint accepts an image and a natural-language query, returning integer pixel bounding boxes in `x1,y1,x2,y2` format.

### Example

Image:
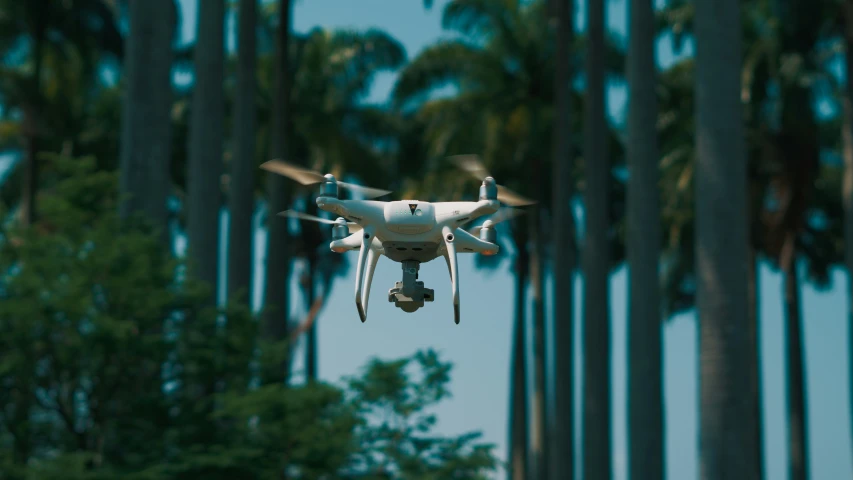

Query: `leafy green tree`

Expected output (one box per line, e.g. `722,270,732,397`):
0,0,122,225
0,155,497,480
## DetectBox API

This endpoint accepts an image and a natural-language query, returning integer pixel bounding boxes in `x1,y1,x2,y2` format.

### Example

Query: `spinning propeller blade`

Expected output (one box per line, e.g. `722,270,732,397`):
447,154,537,207
261,159,392,199
278,210,363,232
468,206,525,235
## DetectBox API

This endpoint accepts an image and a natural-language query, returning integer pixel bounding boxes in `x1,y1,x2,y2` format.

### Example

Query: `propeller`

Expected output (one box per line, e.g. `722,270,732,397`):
447,154,537,207
278,210,363,233
468,206,525,235
261,159,392,199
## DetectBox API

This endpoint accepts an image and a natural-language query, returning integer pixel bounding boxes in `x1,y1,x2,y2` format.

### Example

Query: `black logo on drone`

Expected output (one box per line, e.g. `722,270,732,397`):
408,204,417,215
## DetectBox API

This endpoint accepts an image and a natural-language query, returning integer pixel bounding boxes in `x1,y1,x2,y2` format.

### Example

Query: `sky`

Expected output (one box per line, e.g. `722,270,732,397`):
171,1,853,479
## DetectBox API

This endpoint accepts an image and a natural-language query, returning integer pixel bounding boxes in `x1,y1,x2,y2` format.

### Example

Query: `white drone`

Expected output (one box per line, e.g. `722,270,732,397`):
260,155,535,324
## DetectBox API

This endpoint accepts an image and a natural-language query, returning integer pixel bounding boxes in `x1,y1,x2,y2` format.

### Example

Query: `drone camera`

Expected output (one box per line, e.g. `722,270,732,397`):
388,260,434,313
388,281,435,313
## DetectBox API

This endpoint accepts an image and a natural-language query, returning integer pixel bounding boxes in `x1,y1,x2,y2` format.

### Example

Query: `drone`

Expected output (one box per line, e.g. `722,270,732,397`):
260,155,535,324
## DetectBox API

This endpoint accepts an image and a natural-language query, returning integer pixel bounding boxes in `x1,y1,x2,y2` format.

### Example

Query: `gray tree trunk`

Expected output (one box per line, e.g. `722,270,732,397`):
550,0,575,479
842,1,853,467
262,0,293,374
509,228,529,480
626,0,664,479
529,199,547,480
582,0,611,478
186,0,225,296
694,0,760,478
747,248,765,480
119,0,176,241
227,0,257,304
781,235,808,480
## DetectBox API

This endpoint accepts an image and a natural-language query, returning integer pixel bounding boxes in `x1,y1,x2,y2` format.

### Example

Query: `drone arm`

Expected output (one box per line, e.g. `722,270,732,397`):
361,248,380,316
451,227,500,255
441,226,461,324
353,227,375,322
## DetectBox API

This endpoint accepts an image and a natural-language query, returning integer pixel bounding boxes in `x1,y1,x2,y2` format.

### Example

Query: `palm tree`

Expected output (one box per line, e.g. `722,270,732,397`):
0,0,123,226
551,0,575,478
693,0,760,477
278,27,405,381
227,0,258,304
581,0,611,477
261,0,293,373
186,0,225,300
843,0,853,463
625,1,663,479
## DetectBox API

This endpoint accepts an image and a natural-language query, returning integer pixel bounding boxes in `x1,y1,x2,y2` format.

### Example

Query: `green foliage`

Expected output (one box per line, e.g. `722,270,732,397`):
0,156,497,479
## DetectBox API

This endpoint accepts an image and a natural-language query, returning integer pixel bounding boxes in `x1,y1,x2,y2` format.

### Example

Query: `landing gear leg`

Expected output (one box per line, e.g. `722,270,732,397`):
441,226,460,324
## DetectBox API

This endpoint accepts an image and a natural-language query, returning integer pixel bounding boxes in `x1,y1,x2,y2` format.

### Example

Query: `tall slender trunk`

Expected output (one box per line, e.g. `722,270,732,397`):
186,0,225,299
529,202,547,480
509,228,529,480
228,0,258,304
781,234,808,480
119,0,175,241
841,1,853,463
21,15,46,226
694,0,760,478
550,0,575,479
262,0,293,382
582,0,611,478
304,253,318,381
626,1,664,479
747,248,765,480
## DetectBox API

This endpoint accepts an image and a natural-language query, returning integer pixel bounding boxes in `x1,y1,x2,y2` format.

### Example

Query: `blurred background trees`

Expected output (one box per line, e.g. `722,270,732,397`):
0,0,849,479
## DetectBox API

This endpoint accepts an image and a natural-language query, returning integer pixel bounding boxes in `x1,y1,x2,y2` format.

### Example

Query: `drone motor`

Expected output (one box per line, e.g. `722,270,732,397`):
331,217,350,240
319,173,339,198
479,176,498,201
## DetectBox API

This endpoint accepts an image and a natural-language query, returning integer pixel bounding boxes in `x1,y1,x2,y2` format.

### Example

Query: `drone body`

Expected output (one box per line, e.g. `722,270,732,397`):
261,157,532,324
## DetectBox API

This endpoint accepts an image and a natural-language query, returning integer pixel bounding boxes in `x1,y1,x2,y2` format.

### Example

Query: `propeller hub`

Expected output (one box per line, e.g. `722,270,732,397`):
479,177,498,201
319,174,339,198
479,220,497,244
331,218,350,241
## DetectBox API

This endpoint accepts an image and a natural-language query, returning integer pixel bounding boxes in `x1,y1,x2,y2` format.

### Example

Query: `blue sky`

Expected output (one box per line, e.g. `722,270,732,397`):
173,0,853,479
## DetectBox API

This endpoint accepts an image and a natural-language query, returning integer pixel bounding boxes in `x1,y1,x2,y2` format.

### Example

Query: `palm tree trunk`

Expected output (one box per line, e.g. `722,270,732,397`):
262,0,293,382
119,0,175,241
509,227,529,480
186,0,225,299
841,2,853,464
747,248,765,480
227,0,258,304
626,1,664,479
20,12,45,227
529,202,548,480
304,253,318,381
781,234,809,480
582,0,611,478
694,0,760,478
550,0,575,479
